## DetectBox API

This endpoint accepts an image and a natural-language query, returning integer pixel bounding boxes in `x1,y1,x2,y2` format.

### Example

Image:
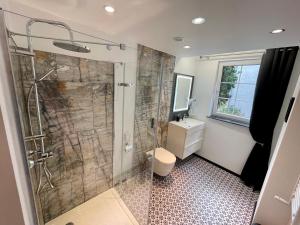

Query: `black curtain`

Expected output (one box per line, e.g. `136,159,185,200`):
241,46,299,190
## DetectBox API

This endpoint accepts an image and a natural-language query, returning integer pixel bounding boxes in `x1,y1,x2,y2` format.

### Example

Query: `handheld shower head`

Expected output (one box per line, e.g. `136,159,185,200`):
53,40,90,53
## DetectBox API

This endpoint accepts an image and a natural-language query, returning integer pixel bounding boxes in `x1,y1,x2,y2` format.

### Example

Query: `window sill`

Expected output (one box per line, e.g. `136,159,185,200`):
207,115,249,128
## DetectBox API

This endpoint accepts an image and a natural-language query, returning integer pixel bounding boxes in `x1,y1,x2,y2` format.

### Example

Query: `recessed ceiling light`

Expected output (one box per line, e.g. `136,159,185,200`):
184,45,191,49
104,5,115,13
270,28,285,34
192,17,206,25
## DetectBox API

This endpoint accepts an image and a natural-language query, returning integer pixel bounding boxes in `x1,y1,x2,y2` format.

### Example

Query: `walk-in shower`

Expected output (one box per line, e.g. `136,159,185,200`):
17,18,125,195
2,7,174,225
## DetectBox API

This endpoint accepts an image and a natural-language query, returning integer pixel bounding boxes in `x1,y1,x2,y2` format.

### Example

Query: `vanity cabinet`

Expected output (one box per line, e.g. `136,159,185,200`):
166,118,205,159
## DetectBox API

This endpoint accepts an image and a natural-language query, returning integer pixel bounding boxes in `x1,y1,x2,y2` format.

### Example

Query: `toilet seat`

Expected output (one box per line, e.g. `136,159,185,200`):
154,147,176,164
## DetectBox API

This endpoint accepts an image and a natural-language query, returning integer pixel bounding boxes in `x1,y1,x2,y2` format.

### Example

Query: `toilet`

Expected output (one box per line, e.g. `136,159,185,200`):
147,147,176,176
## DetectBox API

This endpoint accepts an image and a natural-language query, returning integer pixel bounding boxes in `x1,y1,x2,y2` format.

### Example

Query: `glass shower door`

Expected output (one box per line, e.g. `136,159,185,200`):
114,60,154,225
115,44,176,225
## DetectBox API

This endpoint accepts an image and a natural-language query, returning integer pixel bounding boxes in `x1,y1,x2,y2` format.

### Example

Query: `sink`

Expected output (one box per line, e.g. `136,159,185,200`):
173,118,204,129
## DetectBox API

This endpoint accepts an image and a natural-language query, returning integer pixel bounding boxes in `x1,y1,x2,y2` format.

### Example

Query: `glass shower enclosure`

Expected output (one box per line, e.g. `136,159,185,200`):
3,9,159,225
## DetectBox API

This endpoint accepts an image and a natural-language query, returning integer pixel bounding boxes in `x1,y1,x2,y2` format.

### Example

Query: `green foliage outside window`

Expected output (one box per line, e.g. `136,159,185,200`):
217,66,242,116
220,66,238,97
218,101,243,116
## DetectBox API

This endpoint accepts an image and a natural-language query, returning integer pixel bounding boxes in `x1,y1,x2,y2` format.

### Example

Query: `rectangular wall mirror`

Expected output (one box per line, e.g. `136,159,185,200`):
172,74,194,112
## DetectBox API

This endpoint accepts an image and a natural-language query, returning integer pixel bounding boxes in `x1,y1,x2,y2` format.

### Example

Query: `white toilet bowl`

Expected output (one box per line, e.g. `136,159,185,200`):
147,147,176,176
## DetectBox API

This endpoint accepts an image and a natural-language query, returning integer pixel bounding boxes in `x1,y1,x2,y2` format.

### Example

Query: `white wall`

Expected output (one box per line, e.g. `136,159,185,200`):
175,57,197,76
175,52,262,174
175,50,300,175
253,76,300,225
193,58,256,174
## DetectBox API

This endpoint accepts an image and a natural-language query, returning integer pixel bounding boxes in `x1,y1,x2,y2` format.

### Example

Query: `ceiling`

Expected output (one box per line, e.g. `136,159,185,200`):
7,0,300,56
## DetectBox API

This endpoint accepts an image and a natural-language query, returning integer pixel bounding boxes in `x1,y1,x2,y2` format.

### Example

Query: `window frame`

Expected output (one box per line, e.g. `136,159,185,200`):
211,58,262,125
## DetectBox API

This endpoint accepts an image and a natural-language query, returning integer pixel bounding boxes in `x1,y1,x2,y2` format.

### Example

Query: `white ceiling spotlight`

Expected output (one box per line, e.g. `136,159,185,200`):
184,45,191,49
270,28,285,34
192,17,206,25
104,5,115,13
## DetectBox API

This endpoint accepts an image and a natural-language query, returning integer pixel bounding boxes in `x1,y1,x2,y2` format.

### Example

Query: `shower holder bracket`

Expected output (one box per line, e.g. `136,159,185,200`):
118,82,135,87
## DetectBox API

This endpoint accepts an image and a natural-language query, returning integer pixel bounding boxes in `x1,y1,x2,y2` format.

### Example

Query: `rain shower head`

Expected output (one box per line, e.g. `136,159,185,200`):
53,40,91,53
25,18,90,53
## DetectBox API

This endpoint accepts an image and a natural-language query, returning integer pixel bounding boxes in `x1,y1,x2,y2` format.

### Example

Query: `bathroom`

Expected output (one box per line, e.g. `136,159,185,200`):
1,1,300,225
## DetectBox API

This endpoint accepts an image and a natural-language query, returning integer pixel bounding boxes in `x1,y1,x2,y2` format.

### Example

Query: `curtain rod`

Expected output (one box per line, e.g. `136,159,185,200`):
200,50,266,58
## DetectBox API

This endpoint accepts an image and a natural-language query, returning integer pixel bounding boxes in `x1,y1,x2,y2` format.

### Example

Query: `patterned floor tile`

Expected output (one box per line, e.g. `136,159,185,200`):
149,156,259,225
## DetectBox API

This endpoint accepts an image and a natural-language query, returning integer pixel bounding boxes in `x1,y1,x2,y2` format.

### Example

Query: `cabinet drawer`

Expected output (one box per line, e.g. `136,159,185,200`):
185,126,204,146
186,124,205,134
183,139,203,158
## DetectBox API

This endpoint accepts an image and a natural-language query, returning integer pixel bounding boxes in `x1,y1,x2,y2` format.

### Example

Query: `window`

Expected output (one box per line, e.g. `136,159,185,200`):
211,59,261,125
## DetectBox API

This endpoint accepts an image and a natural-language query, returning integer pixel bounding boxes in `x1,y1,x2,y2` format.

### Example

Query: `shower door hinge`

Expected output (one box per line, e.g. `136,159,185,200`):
118,82,135,87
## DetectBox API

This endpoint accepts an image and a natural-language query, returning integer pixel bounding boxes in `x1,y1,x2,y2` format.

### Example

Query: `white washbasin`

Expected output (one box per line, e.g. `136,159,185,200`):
172,118,205,129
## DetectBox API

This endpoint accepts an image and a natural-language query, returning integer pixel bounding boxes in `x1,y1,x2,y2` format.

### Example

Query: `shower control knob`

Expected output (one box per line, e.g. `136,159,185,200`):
40,152,54,159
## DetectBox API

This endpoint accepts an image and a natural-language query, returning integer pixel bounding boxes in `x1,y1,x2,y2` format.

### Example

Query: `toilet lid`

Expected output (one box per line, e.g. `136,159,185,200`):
154,148,176,164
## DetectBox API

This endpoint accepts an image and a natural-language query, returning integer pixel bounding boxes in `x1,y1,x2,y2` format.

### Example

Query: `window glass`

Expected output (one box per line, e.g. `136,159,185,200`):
214,62,260,123
239,65,260,84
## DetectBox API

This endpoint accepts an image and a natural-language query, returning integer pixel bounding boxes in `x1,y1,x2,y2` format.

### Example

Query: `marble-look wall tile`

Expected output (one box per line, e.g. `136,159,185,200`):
133,45,176,168
12,51,114,223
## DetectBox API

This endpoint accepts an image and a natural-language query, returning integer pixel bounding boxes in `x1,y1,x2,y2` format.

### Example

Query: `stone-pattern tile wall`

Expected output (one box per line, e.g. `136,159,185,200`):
133,45,176,169
12,51,114,223
158,54,177,147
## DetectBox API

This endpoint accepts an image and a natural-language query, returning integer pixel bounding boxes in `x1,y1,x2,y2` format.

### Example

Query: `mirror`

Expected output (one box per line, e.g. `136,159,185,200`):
173,74,194,112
